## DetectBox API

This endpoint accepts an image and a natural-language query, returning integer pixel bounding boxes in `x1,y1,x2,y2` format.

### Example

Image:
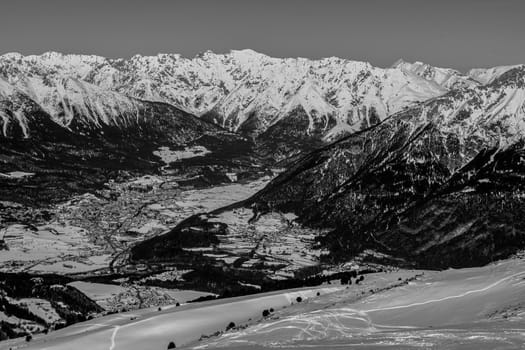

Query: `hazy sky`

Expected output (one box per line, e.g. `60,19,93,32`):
1,0,523,71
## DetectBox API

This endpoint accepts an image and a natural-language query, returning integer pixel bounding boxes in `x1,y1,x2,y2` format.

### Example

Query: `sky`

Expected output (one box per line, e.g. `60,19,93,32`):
0,0,523,71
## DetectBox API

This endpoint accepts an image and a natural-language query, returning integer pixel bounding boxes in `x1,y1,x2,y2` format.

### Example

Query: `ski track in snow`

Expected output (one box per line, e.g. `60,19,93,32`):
193,265,525,348
364,270,525,313
108,326,119,350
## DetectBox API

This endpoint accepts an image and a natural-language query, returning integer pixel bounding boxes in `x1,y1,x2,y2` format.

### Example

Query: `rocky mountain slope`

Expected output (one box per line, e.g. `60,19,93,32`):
0,72,250,204
246,65,525,268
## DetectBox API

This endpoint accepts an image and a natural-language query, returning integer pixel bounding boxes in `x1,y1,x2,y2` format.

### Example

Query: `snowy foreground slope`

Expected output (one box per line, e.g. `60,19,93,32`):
199,258,525,349
6,258,524,349
9,286,346,350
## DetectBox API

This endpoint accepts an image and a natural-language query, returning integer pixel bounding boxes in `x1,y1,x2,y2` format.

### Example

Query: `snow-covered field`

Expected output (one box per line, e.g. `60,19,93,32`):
154,146,211,165
0,223,109,273
68,281,212,311
206,210,324,278
0,171,35,179
173,178,269,213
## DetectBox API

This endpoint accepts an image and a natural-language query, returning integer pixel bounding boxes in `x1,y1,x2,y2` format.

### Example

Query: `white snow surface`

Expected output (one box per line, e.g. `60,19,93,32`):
18,258,525,350
0,171,35,178
20,286,344,350
195,259,525,349
153,146,211,165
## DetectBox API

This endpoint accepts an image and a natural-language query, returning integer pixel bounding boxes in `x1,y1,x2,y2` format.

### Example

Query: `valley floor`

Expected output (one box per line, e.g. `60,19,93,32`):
0,173,271,276
4,258,525,349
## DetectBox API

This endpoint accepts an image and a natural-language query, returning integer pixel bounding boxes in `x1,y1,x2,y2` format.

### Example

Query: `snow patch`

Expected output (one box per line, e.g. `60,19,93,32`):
153,146,211,165
0,171,35,178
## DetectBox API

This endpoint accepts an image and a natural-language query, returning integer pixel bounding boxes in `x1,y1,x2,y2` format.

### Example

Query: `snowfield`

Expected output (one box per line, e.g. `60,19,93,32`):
196,259,525,349
154,146,212,165
0,171,35,179
14,286,347,350
68,281,211,312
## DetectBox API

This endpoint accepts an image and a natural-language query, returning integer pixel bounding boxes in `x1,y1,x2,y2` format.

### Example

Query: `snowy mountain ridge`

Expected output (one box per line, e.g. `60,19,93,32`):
1,49,520,141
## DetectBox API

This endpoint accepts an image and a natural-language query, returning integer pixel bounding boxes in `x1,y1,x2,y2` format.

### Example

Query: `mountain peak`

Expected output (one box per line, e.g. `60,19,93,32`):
468,64,522,84
391,58,407,68
229,48,265,56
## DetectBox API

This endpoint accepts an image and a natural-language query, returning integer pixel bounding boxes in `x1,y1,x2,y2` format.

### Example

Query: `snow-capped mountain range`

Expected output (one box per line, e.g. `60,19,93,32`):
0,49,521,143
